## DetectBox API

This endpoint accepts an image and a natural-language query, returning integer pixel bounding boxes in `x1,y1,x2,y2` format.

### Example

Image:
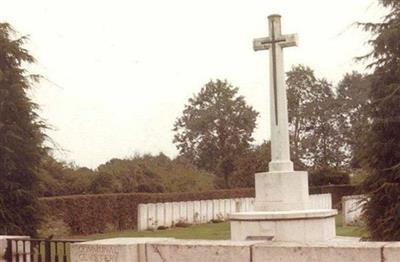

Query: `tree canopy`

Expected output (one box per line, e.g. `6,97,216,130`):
173,79,258,188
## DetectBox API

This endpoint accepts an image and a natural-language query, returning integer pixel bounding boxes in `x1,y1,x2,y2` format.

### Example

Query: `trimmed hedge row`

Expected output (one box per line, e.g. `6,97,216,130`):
39,188,254,235
40,185,356,235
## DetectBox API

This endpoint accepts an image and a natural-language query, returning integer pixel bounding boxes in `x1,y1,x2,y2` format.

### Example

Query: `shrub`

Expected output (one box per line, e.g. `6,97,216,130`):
309,168,350,187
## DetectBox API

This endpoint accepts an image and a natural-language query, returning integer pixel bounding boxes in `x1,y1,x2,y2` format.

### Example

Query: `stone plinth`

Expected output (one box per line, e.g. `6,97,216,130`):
255,171,309,211
70,238,172,262
230,209,337,242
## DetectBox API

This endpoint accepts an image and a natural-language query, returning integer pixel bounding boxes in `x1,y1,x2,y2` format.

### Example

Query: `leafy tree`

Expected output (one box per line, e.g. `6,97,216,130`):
173,80,258,188
230,141,271,188
286,65,345,170
0,24,46,235
336,72,371,168
359,0,400,241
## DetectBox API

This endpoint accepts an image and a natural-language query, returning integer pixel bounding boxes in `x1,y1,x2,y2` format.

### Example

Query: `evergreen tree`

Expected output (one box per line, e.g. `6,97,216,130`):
359,0,400,240
0,23,46,235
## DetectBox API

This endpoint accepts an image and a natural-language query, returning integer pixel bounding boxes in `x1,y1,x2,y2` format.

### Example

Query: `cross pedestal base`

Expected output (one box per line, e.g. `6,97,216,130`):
229,209,337,242
254,171,310,211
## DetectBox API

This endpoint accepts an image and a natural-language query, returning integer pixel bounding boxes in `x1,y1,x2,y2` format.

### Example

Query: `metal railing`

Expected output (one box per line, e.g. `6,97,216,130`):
5,238,85,262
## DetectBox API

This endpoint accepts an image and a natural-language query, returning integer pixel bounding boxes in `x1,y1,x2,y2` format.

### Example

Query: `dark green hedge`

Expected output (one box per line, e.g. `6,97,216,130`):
308,168,351,187
40,185,356,235
40,188,254,235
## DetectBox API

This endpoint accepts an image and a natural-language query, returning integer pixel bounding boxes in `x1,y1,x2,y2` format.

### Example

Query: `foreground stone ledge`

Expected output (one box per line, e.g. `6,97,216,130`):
70,237,400,262
252,241,386,262
383,242,400,261
70,237,172,262
146,239,263,262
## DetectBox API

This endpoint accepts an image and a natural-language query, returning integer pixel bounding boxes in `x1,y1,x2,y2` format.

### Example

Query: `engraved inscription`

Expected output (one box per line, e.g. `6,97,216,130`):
75,246,120,262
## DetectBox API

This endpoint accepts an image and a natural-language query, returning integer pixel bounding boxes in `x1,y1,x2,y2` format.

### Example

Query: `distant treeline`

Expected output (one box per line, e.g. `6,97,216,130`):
38,141,271,197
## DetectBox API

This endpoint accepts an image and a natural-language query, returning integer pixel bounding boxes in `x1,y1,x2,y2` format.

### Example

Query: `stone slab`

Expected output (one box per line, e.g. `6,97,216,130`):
70,238,172,262
145,239,262,262
252,241,385,262
137,204,148,231
147,204,156,230
230,210,337,242
342,195,365,226
164,202,173,227
230,209,337,220
255,171,310,211
383,242,400,262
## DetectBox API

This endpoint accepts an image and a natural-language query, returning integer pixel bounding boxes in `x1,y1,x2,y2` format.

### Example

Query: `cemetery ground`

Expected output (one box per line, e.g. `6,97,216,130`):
67,213,365,241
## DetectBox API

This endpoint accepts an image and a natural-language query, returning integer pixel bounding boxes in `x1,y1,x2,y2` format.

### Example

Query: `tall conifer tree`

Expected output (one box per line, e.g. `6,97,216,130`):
360,1,400,240
0,23,45,235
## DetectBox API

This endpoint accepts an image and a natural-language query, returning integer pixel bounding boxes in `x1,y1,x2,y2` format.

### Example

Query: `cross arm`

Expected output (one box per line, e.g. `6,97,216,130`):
253,34,299,51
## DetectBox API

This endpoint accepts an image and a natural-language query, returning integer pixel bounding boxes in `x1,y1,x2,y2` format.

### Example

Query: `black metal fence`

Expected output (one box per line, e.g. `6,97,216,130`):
4,238,84,262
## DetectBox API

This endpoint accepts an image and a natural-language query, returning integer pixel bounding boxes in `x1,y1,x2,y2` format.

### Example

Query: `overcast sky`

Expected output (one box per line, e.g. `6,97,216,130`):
4,0,384,168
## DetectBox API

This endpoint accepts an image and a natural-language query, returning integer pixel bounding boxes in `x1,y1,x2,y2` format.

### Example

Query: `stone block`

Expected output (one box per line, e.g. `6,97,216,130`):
70,238,171,262
230,210,337,242
342,195,365,226
200,200,208,223
137,204,148,231
193,201,201,223
187,201,194,223
155,203,165,228
252,241,385,262
146,239,259,262
254,171,310,211
164,202,173,227
206,200,214,221
147,204,157,230
224,199,231,218
218,199,225,218
179,202,187,222
172,202,180,226
383,242,400,262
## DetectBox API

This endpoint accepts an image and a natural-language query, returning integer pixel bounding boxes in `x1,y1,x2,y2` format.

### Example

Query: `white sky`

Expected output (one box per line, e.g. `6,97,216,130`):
4,0,384,169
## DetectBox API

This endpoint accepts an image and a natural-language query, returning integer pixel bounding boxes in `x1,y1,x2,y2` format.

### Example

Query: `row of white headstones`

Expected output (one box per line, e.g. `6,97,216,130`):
137,194,333,231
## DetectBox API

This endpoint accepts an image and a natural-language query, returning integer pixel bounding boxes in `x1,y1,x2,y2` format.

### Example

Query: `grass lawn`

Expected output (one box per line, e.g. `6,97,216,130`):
84,214,365,240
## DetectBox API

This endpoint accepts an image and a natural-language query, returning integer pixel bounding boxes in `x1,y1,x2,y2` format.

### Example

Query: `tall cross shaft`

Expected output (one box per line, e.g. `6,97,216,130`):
254,14,298,172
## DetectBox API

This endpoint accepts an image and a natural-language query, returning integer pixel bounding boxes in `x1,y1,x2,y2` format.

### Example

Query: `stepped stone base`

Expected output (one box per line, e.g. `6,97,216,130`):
230,209,337,242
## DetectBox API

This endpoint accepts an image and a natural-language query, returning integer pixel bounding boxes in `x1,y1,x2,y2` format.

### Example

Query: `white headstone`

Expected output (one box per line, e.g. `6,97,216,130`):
213,199,220,220
172,202,180,226
200,200,208,223
147,204,156,230
206,200,214,222
187,201,194,223
193,201,201,224
179,202,187,222
137,204,148,231
164,202,173,227
155,203,165,228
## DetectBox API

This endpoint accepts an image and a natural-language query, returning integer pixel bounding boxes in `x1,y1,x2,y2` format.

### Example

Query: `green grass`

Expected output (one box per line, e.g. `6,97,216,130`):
84,214,364,240
335,213,366,238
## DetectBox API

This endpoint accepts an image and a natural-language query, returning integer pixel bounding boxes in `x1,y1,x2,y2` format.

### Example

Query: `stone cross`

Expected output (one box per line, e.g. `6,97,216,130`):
253,14,298,172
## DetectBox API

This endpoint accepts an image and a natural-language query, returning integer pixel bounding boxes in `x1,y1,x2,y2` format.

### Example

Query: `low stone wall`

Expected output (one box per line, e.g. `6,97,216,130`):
342,195,365,226
70,237,400,262
138,194,332,231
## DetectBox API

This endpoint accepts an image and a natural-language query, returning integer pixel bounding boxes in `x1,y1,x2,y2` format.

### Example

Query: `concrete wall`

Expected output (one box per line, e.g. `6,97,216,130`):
138,194,332,231
342,195,365,226
71,237,400,262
